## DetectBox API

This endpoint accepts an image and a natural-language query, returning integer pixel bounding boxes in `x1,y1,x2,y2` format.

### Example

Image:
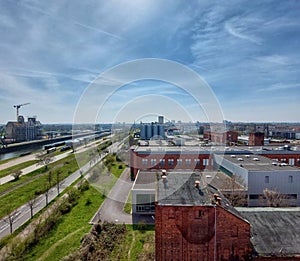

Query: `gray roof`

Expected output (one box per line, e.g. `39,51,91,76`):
132,171,156,190
222,154,298,171
237,208,300,256
157,172,246,221
133,145,300,155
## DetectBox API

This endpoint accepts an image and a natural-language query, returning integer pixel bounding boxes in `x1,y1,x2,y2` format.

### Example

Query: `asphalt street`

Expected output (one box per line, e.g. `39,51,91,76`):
0,136,130,239
90,167,133,224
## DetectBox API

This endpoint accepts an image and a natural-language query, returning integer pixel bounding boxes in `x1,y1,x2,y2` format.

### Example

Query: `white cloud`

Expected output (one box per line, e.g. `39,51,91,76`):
224,21,262,45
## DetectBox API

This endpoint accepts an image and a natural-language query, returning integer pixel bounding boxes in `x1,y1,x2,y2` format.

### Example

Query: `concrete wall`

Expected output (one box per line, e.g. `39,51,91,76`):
248,170,300,206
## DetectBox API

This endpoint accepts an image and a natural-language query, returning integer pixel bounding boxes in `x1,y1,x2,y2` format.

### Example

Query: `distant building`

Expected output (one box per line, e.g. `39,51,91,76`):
5,115,42,142
140,123,165,140
204,130,238,145
249,132,264,146
158,116,164,124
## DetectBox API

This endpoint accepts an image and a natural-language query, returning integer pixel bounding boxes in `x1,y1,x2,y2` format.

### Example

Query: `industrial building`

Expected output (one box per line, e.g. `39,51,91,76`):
130,145,300,207
204,130,238,145
214,154,300,206
5,115,42,142
139,123,165,140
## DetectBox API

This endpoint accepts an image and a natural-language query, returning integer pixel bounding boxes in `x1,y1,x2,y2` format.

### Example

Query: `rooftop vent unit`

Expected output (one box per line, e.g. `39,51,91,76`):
280,163,288,167
253,157,259,161
245,155,250,158
237,158,243,161
231,155,236,158
195,180,200,189
272,162,278,166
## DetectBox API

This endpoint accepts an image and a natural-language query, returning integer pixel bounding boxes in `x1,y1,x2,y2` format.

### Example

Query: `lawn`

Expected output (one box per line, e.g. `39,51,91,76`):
0,154,79,218
0,160,38,178
23,186,103,261
110,225,155,260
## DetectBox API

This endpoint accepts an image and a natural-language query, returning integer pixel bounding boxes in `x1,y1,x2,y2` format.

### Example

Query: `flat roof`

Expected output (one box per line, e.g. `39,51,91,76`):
132,171,156,190
132,145,300,155
222,154,299,171
237,208,300,256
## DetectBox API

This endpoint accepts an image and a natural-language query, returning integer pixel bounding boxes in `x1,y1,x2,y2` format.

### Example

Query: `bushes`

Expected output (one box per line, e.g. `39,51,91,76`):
4,185,84,260
63,222,127,261
78,180,90,192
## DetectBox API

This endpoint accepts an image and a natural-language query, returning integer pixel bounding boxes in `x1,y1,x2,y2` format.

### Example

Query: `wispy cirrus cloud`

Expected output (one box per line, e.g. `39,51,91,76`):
224,21,262,45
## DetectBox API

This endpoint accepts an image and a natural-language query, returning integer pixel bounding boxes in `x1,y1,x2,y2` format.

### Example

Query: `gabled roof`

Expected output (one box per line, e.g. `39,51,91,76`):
237,208,300,256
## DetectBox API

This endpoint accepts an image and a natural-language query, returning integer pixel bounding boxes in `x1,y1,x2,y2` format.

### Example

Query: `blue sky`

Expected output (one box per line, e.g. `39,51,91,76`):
0,0,299,123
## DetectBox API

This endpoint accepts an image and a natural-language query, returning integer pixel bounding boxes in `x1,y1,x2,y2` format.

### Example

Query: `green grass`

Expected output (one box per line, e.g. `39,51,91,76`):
0,160,38,178
110,162,125,178
124,191,132,214
0,154,80,219
23,186,104,261
110,225,155,260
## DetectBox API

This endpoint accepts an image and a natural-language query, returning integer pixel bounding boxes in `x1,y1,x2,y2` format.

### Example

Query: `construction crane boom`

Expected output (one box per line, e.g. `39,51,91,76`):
13,103,30,120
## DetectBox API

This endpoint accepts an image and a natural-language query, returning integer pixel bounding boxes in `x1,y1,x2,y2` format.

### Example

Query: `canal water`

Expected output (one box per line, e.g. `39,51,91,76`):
0,144,45,161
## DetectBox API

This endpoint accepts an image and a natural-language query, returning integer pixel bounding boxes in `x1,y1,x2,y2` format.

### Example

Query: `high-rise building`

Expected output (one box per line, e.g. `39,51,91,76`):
158,116,164,124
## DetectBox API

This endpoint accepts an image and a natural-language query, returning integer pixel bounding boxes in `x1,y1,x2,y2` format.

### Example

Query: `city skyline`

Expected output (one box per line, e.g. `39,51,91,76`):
0,1,300,124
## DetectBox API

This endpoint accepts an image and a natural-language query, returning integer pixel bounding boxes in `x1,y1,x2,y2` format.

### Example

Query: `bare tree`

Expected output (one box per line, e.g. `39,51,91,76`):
36,152,54,170
44,184,50,206
262,188,288,207
2,208,19,234
55,170,64,195
11,170,22,180
220,173,247,207
27,195,37,219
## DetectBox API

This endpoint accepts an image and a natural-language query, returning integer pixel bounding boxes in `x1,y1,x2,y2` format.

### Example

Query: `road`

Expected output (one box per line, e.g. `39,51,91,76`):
0,138,109,185
0,153,105,240
0,137,121,240
90,167,133,224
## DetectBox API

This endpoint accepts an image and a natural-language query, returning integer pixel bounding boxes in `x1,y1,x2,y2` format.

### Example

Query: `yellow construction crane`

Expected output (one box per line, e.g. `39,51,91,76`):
13,103,30,120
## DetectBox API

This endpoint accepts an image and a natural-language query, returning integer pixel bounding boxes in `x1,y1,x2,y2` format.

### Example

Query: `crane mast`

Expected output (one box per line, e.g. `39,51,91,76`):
13,103,30,120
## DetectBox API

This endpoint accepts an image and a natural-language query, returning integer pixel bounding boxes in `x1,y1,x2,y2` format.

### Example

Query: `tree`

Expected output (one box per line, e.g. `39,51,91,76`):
36,152,54,170
44,183,51,206
262,188,288,207
27,195,37,219
220,173,247,207
55,170,64,195
11,170,22,180
2,208,19,234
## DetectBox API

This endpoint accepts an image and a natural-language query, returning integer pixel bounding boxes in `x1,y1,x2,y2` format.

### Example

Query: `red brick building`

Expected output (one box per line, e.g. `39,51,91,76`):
204,130,239,145
130,147,213,179
155,173,252,261
130,145,300,179
249,132,264,146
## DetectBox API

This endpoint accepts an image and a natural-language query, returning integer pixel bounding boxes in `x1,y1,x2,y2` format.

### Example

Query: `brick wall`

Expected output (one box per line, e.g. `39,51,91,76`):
155,205,251,261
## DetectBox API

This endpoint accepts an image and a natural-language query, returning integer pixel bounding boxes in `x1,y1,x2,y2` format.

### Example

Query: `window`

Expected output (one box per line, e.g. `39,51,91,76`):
168,159,174,166
203,158,209,166
195,210,204,219
177,159,182,166
159,159,165,167
288,175,293,183
289,158,295,165
185,159,191,166
150,159,156,166
194,159,200,166
142,159,148,166
265,176,269,183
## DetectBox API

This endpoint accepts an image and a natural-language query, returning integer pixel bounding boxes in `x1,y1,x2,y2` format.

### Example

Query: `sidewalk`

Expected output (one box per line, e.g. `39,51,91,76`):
0,139,105,185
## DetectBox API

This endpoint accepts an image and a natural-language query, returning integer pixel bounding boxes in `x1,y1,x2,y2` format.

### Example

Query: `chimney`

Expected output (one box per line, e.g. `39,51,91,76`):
195,180,200,189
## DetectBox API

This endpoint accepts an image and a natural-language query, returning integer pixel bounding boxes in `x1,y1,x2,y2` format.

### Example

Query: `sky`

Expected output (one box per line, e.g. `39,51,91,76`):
0,0,300,124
